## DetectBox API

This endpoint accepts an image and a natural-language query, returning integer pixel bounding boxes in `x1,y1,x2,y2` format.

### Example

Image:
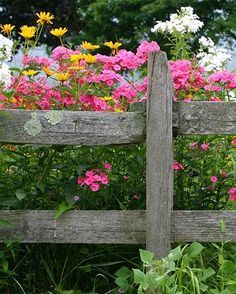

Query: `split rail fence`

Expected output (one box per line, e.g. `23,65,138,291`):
0,51,235,259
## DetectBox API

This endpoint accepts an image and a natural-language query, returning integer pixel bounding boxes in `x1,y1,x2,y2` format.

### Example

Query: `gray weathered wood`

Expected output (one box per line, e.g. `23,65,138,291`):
0,210,235,243
0,210,145,244
0,102,235,146
146,51,173,258
0,109,145,145
174,101,236,135
172,210,236,242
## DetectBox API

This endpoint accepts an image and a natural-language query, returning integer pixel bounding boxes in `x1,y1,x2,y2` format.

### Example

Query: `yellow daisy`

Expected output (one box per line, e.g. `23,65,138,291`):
81,41,100,51
22,69,37,76
0,24,15,36
56,72,70,81
50,27,68,38
19,25,36,39
104,41,122,54
36,12,54,25
84,54,96,64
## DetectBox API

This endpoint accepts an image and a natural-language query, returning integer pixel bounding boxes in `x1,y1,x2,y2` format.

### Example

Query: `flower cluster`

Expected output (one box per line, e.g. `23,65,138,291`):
197,36,231,72
77,169,109,192
0,33,13,89
228,187,236,201
0,37,159,110
151,7,203,34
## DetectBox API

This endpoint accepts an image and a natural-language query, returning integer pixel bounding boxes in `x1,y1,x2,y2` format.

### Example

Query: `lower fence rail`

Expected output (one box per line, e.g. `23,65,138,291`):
0,210,235,243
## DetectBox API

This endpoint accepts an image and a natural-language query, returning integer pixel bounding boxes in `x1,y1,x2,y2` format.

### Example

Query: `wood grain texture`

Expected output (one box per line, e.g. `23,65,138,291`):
174,101,236,135
0,109,145,145
172,210,236,242
0,210,235,243
0,210,145,244
0,102,235,146
146,51,173,258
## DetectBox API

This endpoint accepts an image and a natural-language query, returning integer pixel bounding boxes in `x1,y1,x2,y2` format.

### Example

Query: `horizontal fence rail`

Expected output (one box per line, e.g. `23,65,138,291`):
0,210,236,243
0,101,235,146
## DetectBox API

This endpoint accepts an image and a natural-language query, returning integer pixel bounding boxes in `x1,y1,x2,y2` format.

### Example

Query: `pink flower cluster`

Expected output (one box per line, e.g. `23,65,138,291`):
228,187,236,201
77,168,109,192
169,60,236,101
1,41,160,111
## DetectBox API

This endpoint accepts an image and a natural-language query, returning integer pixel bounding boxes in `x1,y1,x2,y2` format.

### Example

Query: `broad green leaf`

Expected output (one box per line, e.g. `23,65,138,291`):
115,266,130,279
188,242,204,258
54,202,74,219
133,269,146,284
15,189,27,200
202,267,215,281
221,260,235,274
139,249,154,264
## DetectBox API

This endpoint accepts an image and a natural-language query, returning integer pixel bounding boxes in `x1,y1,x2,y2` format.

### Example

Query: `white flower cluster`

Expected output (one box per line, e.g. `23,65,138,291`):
0,33,13,89
0,33,13,61
151,7,204,34
0,63,11,88
197,36,231,72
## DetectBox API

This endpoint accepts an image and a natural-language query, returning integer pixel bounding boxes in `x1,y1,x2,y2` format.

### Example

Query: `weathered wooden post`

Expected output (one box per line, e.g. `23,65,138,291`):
146,51,174,259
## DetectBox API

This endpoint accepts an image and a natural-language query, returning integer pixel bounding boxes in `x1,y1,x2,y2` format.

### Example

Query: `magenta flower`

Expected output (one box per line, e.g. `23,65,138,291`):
210,176,218,183
173,162,184,171
228,187,236,201
201,143,210,151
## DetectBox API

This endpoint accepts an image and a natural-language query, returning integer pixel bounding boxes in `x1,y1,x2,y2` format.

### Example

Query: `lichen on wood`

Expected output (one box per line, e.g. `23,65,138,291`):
44,111,63,125
24,113,42,137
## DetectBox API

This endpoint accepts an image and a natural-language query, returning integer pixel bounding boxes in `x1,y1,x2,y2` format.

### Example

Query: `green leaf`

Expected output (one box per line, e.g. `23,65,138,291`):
139,249,154,264
221,260,235,274
202,267,215,281
54,202,74,219
2,260,8,273
15,189,27,200
115,266,130,279
133,269,146,284
115,277,130,290
169,245,182,260
188,242,204,258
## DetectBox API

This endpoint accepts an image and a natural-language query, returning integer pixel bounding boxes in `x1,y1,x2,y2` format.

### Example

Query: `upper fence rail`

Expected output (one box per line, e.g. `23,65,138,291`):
0,101,235,145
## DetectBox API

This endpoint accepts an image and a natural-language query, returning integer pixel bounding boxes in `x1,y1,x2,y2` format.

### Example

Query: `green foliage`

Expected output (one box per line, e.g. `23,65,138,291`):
113,242,236,293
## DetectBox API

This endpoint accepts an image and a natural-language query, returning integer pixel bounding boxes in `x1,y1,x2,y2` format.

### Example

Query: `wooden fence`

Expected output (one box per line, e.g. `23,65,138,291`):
0,51,235,259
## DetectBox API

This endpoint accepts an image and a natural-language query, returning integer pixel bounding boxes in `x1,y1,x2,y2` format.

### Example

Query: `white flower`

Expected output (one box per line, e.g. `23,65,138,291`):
0,34,13,61
151,6,204,34
0,62,11,89
199,36,214,48
197,36,231,71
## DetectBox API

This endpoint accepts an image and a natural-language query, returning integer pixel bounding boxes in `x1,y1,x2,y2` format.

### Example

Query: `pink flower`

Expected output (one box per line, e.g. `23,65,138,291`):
221,170,227,177
133,194,140,200
104,163,112,170
228,187,236,201
136,41,160,64
90,182,100,192
201,143,210,151
231,139,236,146
189,142,198,149
210,176,218,183
123,175,129,180
173,162,184,171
